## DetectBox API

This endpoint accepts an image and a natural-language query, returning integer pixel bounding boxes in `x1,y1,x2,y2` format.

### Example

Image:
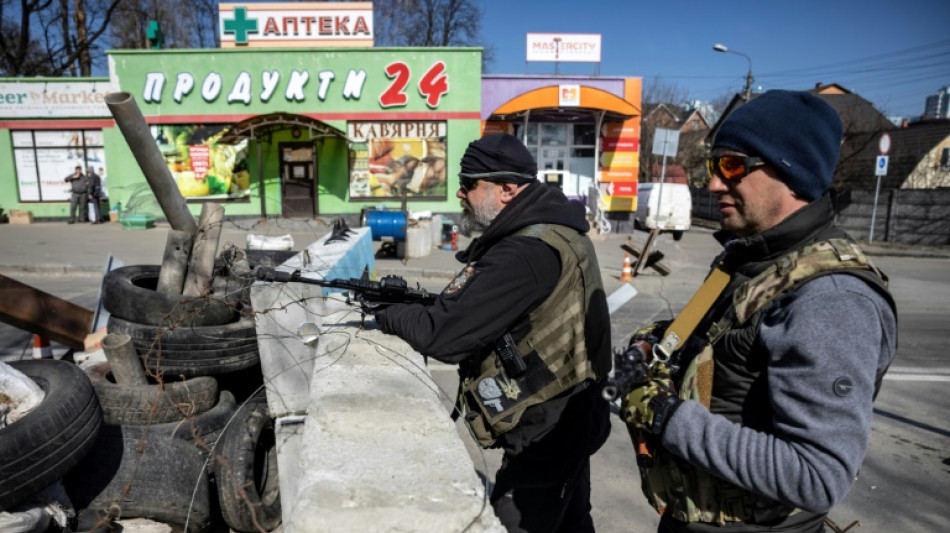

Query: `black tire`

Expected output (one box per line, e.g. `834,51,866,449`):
107,314,258,349
65,425,211,533
214,392,281,532
103,265,236,327
672,230,684,241
121,390,237,446
215,364,267,406
87,363,218,426
106,315,261,378
0,360,102,511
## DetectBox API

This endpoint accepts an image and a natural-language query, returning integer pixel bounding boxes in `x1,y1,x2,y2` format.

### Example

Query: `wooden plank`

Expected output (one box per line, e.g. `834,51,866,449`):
621,231,671,276
631,229,658,275
0,274,93,350
644,250,671,276
620,243,642,258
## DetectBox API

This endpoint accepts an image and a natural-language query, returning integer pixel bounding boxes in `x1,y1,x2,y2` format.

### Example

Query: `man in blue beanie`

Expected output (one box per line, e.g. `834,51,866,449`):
372,133,612,532
618,90,898,532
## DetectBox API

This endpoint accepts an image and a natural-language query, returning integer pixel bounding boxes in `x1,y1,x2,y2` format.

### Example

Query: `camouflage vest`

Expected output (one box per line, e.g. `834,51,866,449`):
461,223,606,448
640,237,889,524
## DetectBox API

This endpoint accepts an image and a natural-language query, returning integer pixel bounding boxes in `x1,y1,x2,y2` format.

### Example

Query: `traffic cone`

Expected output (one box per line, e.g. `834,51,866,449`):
619,253,633,282
33,335,53,359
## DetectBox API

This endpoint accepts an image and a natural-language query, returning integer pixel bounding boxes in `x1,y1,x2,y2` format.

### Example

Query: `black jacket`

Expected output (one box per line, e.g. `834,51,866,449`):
86,172,102,197
376,181,611,454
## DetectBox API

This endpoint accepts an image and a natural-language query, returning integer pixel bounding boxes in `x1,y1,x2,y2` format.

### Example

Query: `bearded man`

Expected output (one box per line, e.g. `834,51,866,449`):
371,133,613,532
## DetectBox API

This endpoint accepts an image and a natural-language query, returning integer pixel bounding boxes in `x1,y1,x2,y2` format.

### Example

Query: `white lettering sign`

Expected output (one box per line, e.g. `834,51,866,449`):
0,81,116,118
219,3,374,47
526,33,602,63
347,121,446,141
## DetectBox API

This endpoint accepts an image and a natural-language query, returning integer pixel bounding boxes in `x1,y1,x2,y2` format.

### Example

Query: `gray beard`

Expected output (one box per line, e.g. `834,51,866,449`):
459,199,500,237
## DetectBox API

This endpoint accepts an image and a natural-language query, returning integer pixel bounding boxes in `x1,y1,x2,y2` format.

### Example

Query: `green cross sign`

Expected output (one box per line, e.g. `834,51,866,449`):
223,7,258,45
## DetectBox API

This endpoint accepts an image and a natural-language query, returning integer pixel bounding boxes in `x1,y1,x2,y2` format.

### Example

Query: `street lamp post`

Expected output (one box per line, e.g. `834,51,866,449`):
713,43,753,100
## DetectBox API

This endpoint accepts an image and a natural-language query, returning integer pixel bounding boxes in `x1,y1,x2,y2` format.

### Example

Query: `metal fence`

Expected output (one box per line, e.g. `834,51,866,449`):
690,187,950,246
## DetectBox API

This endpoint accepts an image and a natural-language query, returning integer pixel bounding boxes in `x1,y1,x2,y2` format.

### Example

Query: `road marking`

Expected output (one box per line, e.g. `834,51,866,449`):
888,366,950,375
884,374,950,382
607,284,638,315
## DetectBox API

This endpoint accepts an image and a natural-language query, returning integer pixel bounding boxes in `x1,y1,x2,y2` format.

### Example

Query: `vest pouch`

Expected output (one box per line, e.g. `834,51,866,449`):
638,340,742,523
461,346,562,448
638,444,724,522
678,343,715,408
462,367,527,448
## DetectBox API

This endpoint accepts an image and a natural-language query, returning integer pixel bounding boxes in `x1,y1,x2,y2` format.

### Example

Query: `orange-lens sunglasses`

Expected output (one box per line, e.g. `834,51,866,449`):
705,156,767,181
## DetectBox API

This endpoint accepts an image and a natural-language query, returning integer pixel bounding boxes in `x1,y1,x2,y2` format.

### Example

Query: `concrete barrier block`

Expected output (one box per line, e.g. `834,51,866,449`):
286,323,503,532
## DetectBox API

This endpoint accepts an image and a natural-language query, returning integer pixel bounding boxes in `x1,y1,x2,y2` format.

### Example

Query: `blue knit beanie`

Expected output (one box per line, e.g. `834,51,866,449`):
713,90,843,200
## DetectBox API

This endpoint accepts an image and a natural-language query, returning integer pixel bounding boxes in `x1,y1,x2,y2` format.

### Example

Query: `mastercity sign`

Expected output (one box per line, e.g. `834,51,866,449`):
526,33,602,63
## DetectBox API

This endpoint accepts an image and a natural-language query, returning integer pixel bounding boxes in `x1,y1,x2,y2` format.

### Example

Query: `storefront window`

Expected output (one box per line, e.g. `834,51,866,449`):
573,124,596,146
516,122,597,198
540,123,567,146
569,148,596,199
12,130,106,203
154,124,251,199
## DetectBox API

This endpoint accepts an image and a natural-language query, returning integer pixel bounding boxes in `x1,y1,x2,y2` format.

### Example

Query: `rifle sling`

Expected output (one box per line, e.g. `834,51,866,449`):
655,265,731,359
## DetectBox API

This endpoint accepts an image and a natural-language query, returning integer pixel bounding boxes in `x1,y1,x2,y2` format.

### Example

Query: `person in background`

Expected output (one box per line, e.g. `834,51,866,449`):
64,165,88,224
371,133,612,532
619,90,898,533
86,167,102,224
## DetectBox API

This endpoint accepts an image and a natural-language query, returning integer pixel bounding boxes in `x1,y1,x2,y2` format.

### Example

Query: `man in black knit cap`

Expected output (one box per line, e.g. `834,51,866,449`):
619,90,897,532
372,133,612,532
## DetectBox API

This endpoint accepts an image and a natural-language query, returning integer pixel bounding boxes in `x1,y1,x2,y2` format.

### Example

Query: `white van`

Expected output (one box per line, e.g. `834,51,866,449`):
635,182,692,240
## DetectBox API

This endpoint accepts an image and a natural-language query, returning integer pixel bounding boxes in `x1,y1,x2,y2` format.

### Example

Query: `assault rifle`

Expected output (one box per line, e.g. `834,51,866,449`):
603,339,655,467
602,339,653,402
255,267,437,306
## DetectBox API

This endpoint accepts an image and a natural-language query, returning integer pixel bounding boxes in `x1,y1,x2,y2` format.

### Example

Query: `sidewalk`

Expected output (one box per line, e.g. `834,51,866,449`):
0,218,946,279
0,217,639,280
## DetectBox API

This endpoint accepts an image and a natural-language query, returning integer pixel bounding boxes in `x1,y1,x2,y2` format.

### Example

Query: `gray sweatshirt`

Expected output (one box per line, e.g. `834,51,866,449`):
660,273,897,512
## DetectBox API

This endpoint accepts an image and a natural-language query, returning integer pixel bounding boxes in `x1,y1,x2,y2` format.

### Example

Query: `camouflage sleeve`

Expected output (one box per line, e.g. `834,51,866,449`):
659,274,897,512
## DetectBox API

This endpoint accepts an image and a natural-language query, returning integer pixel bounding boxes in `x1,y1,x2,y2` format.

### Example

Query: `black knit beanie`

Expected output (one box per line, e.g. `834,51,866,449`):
713,90,843,200
459,133,537,182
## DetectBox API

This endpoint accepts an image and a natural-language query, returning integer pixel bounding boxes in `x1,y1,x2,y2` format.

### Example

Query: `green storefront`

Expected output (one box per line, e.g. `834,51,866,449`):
0,47,481,221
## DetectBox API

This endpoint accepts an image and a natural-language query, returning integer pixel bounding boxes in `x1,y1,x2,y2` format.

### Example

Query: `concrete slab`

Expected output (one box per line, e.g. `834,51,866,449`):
286,302,503,532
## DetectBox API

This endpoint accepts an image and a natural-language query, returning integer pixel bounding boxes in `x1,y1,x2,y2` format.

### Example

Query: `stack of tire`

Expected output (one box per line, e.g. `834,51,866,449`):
0,360,103,519
63,257,284,532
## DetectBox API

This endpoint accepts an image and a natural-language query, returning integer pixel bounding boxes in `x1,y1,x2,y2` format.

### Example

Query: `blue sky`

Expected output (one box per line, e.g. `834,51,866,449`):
479,0,950,119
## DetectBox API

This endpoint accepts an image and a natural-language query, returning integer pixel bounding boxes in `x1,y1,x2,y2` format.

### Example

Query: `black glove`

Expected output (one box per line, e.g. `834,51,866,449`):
621,362,682,436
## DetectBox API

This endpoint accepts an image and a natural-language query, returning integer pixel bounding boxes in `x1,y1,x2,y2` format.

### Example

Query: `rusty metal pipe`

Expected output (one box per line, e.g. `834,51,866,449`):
102,333,147,385
105,92,198,235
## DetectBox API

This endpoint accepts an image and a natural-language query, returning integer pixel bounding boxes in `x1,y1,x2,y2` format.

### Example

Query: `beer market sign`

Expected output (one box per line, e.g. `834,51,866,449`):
141,61,449,109
219,2,373,47
0,81,116,118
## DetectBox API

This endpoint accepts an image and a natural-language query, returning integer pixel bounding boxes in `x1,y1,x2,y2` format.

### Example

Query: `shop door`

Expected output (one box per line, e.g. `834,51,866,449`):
280,142,316,216
537,147,567,189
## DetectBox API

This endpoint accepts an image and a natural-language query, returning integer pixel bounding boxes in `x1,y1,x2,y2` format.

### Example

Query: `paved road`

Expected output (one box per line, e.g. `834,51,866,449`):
1,224,948,532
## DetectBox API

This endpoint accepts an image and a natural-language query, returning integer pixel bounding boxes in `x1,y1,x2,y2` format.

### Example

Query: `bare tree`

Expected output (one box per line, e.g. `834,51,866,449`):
642,77,690,109
639,79,694,183
108,0,202,50
374,0,493,67
1,0,121,76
